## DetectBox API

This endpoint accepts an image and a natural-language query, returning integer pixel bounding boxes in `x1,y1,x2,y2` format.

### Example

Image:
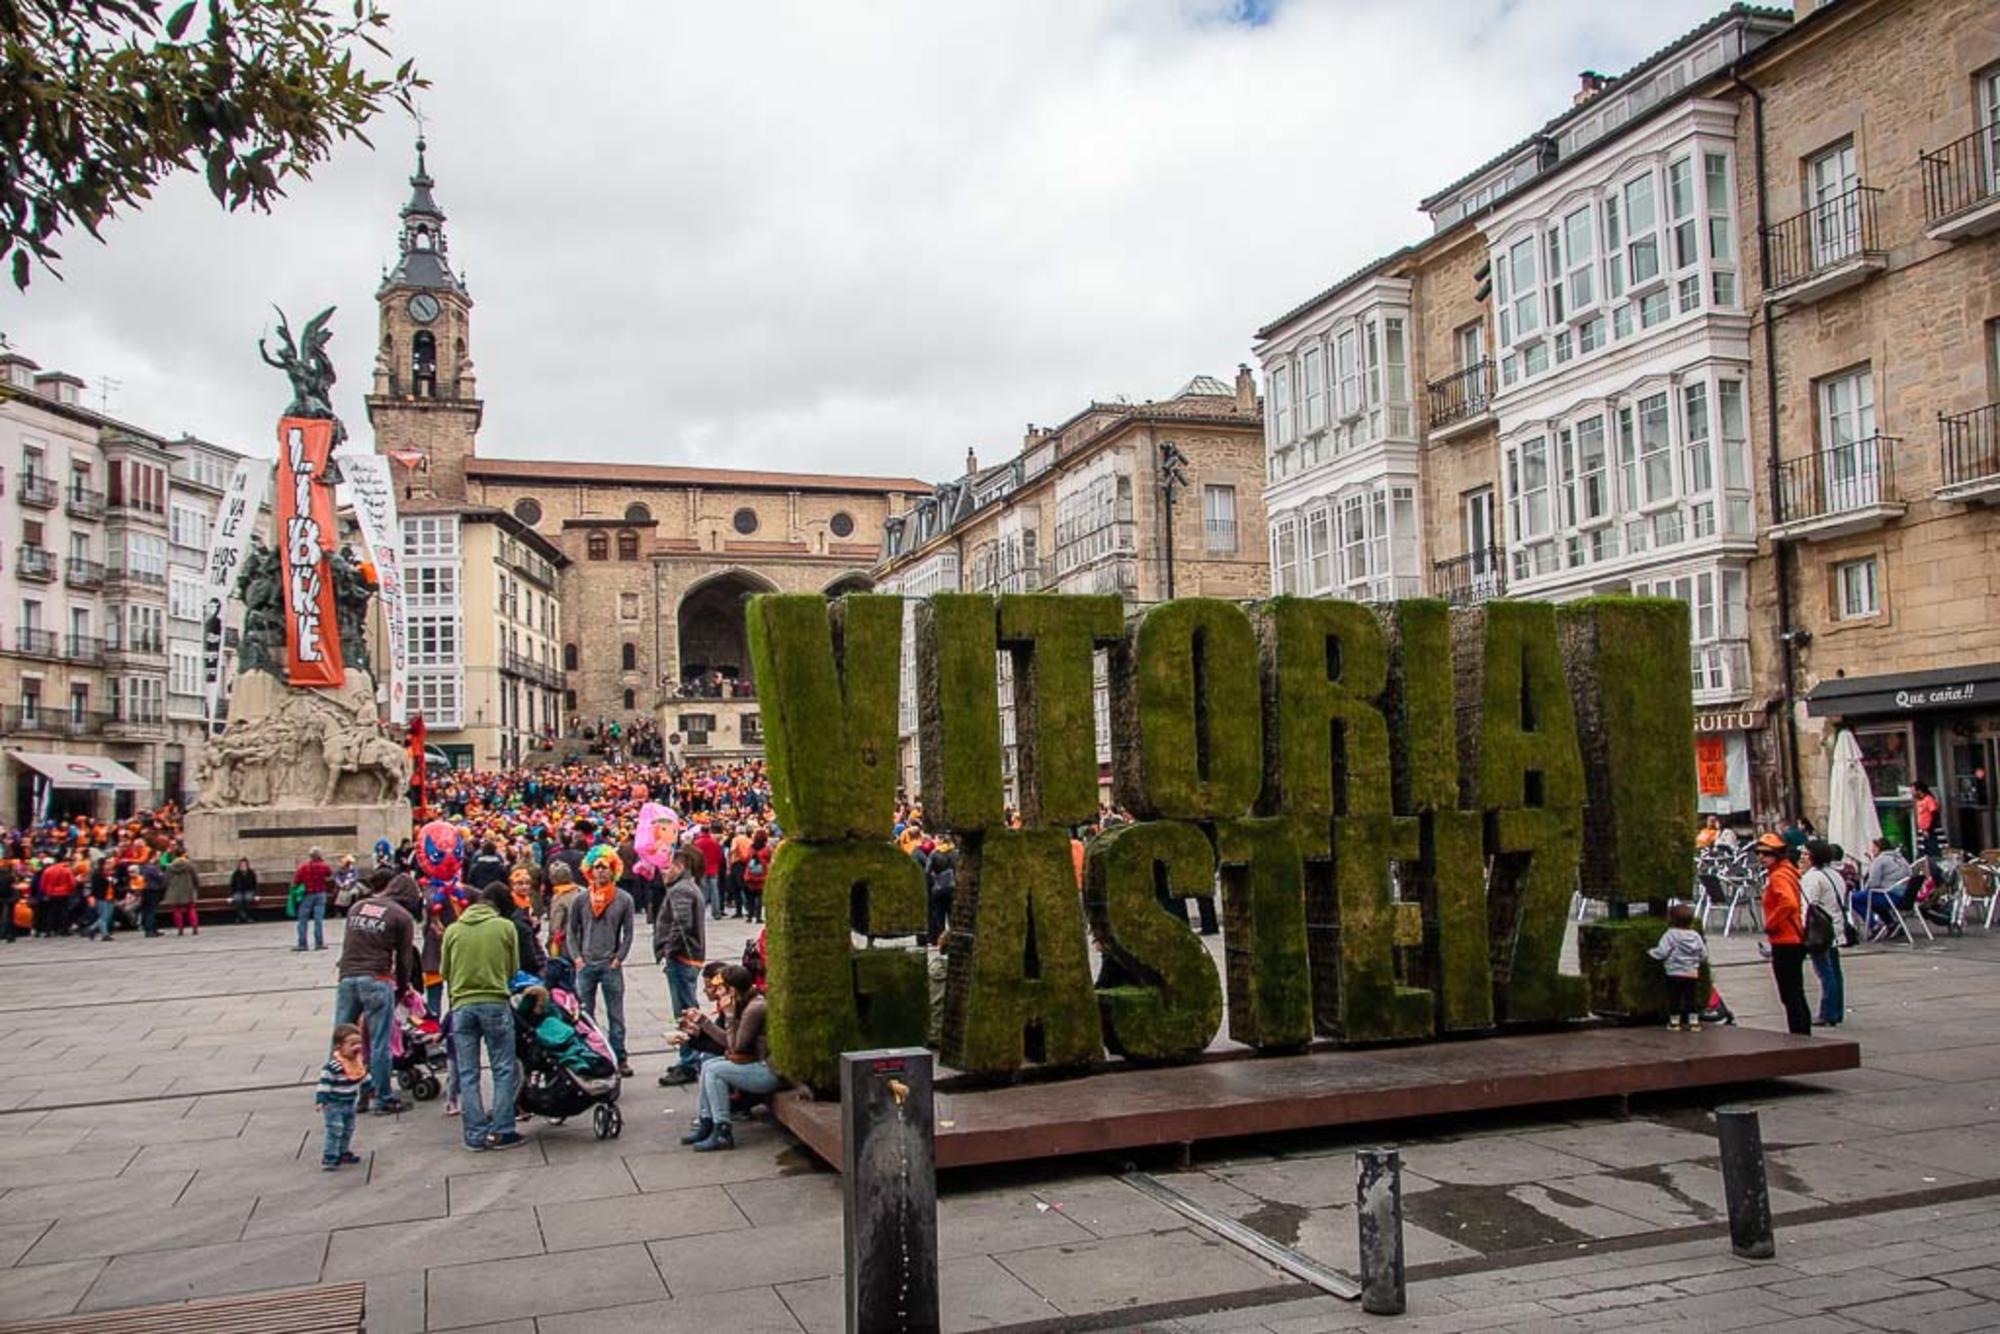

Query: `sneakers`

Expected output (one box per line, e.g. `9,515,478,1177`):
658,1067,694,1087
321,1159,341,1171
462,1137,489,1153
485,1131,527,1151
1667,1016,1682,1030
338,1152,361,1165
1688,1019,1702,1031
617,1060,635,1079
372,1099,407,1117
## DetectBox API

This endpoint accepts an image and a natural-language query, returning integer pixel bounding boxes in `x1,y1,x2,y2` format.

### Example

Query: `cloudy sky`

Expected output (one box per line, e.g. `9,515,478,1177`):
10,0,1728,482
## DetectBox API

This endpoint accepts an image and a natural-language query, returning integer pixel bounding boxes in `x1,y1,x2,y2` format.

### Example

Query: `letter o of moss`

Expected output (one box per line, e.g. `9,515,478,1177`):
1111,599,1263,821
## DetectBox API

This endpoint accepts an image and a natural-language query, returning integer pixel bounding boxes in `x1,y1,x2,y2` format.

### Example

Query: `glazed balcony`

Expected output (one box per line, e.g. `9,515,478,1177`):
1768,435,1906,541
1921,123,2000,241
1693,639,1752,706
1938,403,2000,504
1426,360,1494,438
1761,185,1886,312
1430,546,1507,606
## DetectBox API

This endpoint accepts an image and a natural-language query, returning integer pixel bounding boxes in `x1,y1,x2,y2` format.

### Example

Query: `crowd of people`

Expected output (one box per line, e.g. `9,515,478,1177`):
0,805,212,942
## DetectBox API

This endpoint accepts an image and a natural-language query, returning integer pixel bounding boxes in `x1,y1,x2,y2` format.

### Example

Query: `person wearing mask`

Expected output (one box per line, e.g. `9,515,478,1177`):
334,872,419,1114
441,881,523,1152
292,848,333,952
228,858,260,923
1801,839,1847,1027
1755,832,1811,1036
652,847,707,1086
567,846,636,1078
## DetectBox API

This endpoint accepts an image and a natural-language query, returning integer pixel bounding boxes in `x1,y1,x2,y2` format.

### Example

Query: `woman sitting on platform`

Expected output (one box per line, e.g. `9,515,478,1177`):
678,964,778,1153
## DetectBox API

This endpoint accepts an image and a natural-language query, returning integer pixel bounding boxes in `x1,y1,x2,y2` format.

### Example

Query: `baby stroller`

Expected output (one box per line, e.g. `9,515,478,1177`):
1702,980,1737,1027
394,994,450,1102
511,982,624,1139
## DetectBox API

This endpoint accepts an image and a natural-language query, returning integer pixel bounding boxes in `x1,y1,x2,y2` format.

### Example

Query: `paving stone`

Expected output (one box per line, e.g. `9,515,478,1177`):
538,1184,748,1252
724,1172,845,1227
23,1196,254,1263
992,1227,1278,1315
0,1147,137,1189
0,1170,194,1224
1396,1139,1604,1188
0,1220,52,1267
937,1187,1099,1259
1516,1120,1726,1171
323,1207,544,1281
444,1157,637,1215
362,1271,427,1334
424,1241,666,1328
622,1141,800,1192
242,1174,450,1239
776,1252,1063,1334
76,1233,327,1311
0,1258,107,1318
648,1216,844,1296
540,1286,806,1334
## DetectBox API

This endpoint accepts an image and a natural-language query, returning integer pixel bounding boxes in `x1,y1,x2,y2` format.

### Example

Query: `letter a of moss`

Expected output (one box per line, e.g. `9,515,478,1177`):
1215,818,1313,1050
1333,814,1434,1042
1255,597,1392,821
1558,597,1698,917
998,594,1125,829
1111,599,1263,821
763,839,929,1094
941,828,1103,1077
746,594,902,841
1083,821,1223,1060
917,594,1006,833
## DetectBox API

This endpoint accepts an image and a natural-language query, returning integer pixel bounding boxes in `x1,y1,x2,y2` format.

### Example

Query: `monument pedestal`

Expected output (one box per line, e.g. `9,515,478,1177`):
186,801,408,878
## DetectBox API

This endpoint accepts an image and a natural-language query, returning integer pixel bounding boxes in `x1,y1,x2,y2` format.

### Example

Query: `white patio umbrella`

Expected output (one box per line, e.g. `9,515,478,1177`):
1826,728,1882,857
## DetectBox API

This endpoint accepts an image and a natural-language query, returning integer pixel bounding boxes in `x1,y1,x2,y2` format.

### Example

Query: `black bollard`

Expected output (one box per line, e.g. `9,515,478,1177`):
841,1048,940,1334
1355,1147,1406,1315
1715,1107,1776,1260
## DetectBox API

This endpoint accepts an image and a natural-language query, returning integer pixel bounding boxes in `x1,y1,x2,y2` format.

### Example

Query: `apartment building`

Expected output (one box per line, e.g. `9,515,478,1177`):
164,435,261,804
877,372,1268,801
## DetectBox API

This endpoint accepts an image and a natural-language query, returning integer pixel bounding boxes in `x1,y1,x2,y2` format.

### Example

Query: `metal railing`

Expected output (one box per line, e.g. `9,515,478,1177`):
16,545,55,581
17,475,56,508
1921,122,2000,227
1762,184,1883,292
13,627,60,657
65,633,105,663
1431,546,1507,605
1773,435,1900,526
1941,403,2000,491
1203,518,1238,553
107,564,167,588
64,556,106,588
0,705,103,734
65,486,104,520
1426,359,1494,429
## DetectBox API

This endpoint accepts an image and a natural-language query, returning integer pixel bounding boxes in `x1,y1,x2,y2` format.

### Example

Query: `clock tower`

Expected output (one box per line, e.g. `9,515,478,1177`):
366,138,482,502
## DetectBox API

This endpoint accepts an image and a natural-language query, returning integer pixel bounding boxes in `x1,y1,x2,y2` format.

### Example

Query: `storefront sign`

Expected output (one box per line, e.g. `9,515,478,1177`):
275,417,344,688
1808,666,2000,718
1894,683,1980,710
341,454,409,723
1696,708,1762,734
200,457,269,730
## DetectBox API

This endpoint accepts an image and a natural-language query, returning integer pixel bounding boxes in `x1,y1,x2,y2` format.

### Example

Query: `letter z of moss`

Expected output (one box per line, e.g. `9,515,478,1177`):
746,593,902,841
998,593,1124,829
763,839,929,1094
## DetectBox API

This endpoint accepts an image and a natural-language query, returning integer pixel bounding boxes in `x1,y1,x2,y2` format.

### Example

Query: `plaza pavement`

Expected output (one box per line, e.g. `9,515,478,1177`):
0,908,1998,1331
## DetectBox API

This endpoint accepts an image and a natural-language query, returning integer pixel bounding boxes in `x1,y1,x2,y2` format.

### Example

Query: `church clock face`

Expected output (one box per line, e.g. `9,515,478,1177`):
406,292,442,324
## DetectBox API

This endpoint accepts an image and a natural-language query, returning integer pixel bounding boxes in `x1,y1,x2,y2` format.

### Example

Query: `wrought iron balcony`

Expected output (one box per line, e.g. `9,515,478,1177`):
2,704,54,733
13,627,60,658
16,545,56,582
1431,546,1507,605
1939,403,2000,503
1203,518,1238,554
1769,435,1905,540
65,633,106,664
1921,123,2000,240
1761,185,1886,309
106,564,166,589
64,556,106,589
65,486,104,520
16,475,56,509
1426,360,1494,433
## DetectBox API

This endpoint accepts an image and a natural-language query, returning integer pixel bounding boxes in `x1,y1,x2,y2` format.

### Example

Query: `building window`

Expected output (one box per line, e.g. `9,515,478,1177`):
622,688,636,711
616,529,640,561
564,689,577,712
830,511,855,538
1836,557,1880,619
1455,321,1485,370
1202,485,1237,553
1269,364,1293,445
624,502,652,523
563,642,578,671
621,642,637,671
586,531,608,561
513,497,543,526
732,507,760,536
1302,347,1326,434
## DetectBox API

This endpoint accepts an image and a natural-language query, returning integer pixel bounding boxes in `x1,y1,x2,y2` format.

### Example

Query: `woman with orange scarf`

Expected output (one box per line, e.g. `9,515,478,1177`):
1756,832,1812,1036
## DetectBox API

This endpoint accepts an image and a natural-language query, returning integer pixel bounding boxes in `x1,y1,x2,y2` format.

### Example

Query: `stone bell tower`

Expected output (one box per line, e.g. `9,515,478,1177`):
365,138,482,502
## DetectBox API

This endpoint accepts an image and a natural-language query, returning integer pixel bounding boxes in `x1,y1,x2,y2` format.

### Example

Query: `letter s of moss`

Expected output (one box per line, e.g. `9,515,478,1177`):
998,593,1124,829
1083,820,1223,1060
746,594,902,841
1111,599,1262,821
941,828,1103,1077
763,839,928,1094
917,594,1005,833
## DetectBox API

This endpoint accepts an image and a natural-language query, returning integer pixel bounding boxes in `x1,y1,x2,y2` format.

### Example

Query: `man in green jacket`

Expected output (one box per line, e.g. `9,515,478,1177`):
441,882,523,1151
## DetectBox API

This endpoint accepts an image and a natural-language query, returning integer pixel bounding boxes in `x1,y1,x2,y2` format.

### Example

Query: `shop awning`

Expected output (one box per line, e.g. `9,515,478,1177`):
6,751,149,791
1806,663,2000,718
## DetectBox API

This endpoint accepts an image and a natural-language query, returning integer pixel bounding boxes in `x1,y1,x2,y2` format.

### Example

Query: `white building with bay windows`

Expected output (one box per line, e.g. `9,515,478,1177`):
1480,93,1759,717
1256,268,1424,603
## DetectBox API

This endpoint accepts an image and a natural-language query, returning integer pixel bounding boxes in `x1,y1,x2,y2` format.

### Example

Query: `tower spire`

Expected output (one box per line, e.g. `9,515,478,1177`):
382,136,462,294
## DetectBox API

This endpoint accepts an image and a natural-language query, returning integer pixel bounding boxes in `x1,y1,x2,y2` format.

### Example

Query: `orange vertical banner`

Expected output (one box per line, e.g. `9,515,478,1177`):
275,416,346,688
1694,734,1729,797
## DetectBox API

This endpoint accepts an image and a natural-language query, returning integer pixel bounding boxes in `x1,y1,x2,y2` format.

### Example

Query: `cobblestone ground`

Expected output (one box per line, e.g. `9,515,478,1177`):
0,909,1996,1331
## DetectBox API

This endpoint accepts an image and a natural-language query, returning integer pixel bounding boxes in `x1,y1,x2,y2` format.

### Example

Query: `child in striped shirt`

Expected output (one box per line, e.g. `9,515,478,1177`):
317,1023,368,1169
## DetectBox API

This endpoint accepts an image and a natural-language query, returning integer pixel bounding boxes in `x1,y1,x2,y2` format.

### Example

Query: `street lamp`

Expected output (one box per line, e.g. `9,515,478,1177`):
1157,441,1190,600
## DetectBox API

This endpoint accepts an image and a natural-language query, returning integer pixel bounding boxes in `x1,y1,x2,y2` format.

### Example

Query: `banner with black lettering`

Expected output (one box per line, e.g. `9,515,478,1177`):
201,457,271,731
341,454,410,724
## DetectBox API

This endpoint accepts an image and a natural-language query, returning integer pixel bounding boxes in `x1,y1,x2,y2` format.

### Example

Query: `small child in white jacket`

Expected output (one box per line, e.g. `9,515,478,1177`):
1648,902,1709,1031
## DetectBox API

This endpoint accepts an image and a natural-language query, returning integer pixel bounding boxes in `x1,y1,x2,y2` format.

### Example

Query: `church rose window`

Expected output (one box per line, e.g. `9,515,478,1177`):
513,497,542,525
830,511,855,538
733,507,760,535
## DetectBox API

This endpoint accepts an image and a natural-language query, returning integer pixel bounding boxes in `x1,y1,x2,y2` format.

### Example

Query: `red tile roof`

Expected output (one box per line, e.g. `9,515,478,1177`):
466,457,929,494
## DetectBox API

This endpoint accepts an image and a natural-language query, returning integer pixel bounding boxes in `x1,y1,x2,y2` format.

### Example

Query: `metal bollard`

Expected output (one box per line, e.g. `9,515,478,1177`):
1355,1147,1406,1315
841,1048,941,1334
1715,1107,1776,1260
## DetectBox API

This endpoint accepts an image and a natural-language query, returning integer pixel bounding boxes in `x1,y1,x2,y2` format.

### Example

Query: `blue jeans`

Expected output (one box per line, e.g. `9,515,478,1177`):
452,1001,517,1145
334,976,398,1101
702,876,722,917
1810,947,1845,1025
296,892,327,948
93,899,115,939
320,1101,356,1163
697,1057,780,1122
665,960,700,1069
577,962,627,1059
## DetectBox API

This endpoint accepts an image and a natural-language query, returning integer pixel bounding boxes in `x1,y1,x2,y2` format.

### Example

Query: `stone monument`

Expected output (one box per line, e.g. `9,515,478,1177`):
187,309,412,871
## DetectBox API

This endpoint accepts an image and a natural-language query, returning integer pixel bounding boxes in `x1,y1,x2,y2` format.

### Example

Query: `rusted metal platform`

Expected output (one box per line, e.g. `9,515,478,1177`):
773,1026,1860,1171
0,1282,365,1333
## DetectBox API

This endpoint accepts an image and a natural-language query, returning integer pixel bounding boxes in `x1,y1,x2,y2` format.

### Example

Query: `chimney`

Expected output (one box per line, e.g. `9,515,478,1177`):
1573,70,1612,107
1234,364,1257,412
1022,423,1040,452
965,446,979,477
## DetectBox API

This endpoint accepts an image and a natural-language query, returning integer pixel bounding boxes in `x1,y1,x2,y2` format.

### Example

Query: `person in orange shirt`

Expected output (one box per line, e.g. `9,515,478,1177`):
1756,832,1812,1035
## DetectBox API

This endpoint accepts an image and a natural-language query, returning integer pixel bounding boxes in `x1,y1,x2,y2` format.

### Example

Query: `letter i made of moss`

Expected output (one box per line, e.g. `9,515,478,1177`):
1412,809,1494,1032
1082,820,1223,1060
762,839,930,1094
745,593,903,841
1450,602,1585,815
1332,814,1435,1042
998,593,1125,829
1214,817,1313,1050
1558,597,1697,918
941,828,1103,1077
916,594,1006,833
1488,807,1590,1024
1111,599,1263,821
1374,600,1459,815
1254,597,1393,821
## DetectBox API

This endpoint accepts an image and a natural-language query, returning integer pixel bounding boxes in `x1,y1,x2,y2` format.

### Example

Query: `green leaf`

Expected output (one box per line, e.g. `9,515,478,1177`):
165,2,195,39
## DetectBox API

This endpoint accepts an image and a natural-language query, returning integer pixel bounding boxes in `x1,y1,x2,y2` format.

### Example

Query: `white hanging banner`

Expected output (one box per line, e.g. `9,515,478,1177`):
201,457,271,732
341,453,410,724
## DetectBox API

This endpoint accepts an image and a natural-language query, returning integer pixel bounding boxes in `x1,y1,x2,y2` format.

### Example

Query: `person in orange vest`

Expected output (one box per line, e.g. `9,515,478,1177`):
1755,832,1811,1036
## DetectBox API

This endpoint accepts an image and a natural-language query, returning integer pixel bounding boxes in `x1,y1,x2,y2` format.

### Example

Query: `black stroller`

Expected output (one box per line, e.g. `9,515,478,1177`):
510,978,623,1139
